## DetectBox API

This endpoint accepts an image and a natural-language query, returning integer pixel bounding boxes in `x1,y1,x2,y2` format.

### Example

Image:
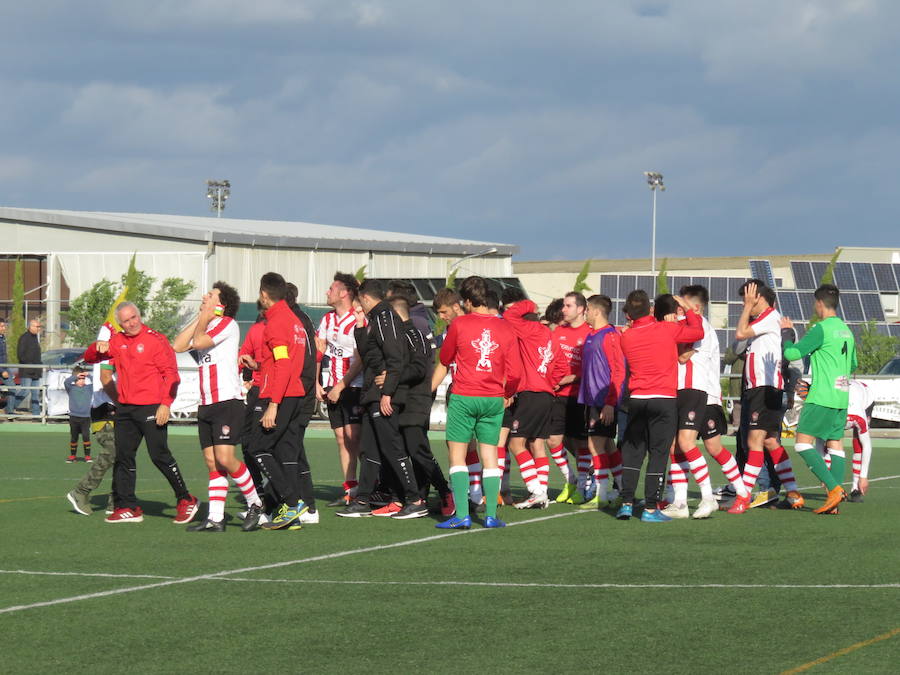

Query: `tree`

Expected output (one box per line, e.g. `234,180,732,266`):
147,278,196,340
8,258,25,363
66,279,117,347
573,260,592,294
856,320,900,374
445,268,459,290
656,258,670,295
121,266,154,317
808,248,842,327
354,265,367,282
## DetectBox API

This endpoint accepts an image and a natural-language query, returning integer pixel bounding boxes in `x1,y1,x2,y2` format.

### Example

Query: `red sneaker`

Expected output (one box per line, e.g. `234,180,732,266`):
173,495,199,524
440,492,456,517
727,494,751,514
105,507,144,523
372,502,403,517
84,455,93,463
66,455,76,463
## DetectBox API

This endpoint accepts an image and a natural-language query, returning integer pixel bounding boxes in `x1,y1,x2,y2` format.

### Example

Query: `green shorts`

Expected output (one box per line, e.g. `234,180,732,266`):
445,394,505,446
797,402,847,441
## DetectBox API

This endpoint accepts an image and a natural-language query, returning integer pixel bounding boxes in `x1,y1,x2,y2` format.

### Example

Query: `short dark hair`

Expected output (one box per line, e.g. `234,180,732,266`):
653,294,678,321
0,316,7,324
358,278,386,301
543,298,564,325
485,289,500,312
285,282,300,309
624,290,651,320
333,272,360,299
433,287,462,312
458,276,488,308
739,278,775,308
387,280,417,307
387,280,418,306
815,283,840,310
564,292,587,309
500,286,527,306
260,272,287,302
212,281,240,318
679,284,708,306
586,294,611,318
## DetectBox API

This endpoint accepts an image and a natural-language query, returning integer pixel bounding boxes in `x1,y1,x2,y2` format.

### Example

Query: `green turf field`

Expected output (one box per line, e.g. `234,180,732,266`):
1,426,898,674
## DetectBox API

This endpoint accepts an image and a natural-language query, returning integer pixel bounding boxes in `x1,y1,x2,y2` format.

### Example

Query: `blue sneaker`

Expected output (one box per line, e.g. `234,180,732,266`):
484,515,506,528
435,515,472,529
616,503,633,520
640,509,672,523
260,503,300,530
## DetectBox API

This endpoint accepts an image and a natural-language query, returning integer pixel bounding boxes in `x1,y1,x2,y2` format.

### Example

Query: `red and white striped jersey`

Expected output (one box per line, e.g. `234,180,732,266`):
743,307,784,390
193,316,242,405
317,310,364,388
678,315,721,400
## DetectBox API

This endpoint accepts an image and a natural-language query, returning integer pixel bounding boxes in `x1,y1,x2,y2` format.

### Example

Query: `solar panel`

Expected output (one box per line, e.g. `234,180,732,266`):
749,260,776,288
709,277,728,302
872,263,899,292
727,278,745,299
617,275,637,299
599,275,618,298
860,293,886,321
791,261,816,290
774,278,783,288
728,303,743,325
875,324,891,336
832,262,857,290
811,262,828,285
852,263,878,291
894,264,900,291
840,293,865,322
794,324,806,340
848,324,864,340
890,325,900,338
690,277,711,293
776,292,802,320
716,329,728,354
798,292,816,318
635,275,656,296
612,301,626,326
670,276,691,294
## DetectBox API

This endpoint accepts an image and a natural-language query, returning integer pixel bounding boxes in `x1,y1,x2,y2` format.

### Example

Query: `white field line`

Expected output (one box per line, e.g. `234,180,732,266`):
0,510,584,616
2,570,897,591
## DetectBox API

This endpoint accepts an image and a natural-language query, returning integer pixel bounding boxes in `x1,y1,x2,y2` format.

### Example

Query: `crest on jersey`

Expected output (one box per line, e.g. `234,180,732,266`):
512,420,520,431
751,411,760,422
708,418,715,429
471,329,499,372
136,343,144,354
537,340,553,375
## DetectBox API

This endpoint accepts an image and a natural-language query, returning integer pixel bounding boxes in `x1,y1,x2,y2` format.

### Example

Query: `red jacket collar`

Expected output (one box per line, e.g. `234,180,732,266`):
631,315,656,328
265,299,289,321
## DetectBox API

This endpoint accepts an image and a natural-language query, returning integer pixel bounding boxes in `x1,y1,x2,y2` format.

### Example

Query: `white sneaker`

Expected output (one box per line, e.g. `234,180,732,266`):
237,510,248,521
661,502,690,519
298,510,319,524
692,498,719,519
514,492,550,510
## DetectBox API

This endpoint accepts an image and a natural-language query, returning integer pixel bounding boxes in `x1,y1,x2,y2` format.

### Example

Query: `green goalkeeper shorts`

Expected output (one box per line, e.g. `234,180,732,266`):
797,402,847,441
445,394,505,446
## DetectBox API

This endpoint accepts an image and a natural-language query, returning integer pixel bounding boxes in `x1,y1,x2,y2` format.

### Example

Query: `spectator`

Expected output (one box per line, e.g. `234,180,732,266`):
9,318,43,416
0,317,11,417
63,365,93,463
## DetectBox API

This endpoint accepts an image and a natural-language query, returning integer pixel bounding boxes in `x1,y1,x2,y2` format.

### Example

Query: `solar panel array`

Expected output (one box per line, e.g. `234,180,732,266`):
749,260,776,288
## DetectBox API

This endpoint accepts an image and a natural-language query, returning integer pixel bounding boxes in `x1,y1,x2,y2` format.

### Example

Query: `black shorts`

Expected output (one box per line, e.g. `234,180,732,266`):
509,391,554,439
745,386,784,434
326,387,362,429
585,406,617,438
700,404,727,441
502,402,513,430
549,396,588,439
677,388,708,431
198,399,246,448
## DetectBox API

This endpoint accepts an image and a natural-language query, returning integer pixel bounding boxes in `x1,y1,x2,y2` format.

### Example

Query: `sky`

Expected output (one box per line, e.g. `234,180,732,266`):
2,0,899,260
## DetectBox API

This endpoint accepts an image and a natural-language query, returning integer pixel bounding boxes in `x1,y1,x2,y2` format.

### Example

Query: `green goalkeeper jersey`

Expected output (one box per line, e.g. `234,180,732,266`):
784,316,857,409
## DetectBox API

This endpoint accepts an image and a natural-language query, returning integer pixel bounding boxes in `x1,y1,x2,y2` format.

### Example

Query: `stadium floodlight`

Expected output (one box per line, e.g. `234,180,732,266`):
206,179,231,217
643,171,665,274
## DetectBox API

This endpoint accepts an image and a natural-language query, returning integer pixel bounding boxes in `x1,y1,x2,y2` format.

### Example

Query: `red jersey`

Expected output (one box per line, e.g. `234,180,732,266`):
258,300,306,403
552,321,592,398
83,324,180,406
620,311,704,398
239,321,266,388
439,312,520,398
503,301,568,395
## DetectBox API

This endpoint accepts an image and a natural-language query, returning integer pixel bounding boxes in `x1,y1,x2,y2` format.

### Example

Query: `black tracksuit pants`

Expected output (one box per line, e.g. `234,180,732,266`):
113,404,190,510
401,424,450,500
619,398,677,510
357,402,420,504
240,386,266,489
249,396,302,506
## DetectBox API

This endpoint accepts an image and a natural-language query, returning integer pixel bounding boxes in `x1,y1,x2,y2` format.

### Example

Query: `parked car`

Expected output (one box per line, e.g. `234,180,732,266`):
41,349,87,367
878,356,900,376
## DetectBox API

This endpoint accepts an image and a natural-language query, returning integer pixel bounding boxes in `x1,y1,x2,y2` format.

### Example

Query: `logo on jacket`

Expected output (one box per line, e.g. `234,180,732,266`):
472,329,499,372
136,343,144,354
537,340,553,375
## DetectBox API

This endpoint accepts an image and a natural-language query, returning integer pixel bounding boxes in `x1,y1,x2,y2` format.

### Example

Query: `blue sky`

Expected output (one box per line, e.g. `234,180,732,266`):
2,1,899,260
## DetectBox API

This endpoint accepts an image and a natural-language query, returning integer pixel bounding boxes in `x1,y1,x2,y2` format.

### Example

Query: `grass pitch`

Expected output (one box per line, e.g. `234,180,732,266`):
1,426,898,674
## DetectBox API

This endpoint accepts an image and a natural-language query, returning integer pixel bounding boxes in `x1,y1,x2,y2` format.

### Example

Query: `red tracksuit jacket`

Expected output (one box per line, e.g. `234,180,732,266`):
258,299,306,404
503,300,568,395
620,311,704,398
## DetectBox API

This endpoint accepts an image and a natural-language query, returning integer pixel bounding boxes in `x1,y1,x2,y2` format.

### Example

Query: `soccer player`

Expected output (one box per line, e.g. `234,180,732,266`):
577,294,626,507
548,292,592,504
238,308,267,492
242,272,309,530
433,275,521,528
846,380,874,501
616,290,704,522
82,302,199,524
734,281,803,509
662,286,720,519
503,289,568,509
316,273,364,507
336,279,428,519
782,283,857,515
173,282,264,532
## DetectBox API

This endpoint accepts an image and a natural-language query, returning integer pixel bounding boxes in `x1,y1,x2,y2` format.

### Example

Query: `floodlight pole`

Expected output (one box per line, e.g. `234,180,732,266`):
206,179,231,217
643,171,665,274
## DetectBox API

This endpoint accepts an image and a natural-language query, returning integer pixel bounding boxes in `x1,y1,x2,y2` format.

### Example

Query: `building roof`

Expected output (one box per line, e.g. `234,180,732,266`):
0,207,517,256
513,252,833,274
